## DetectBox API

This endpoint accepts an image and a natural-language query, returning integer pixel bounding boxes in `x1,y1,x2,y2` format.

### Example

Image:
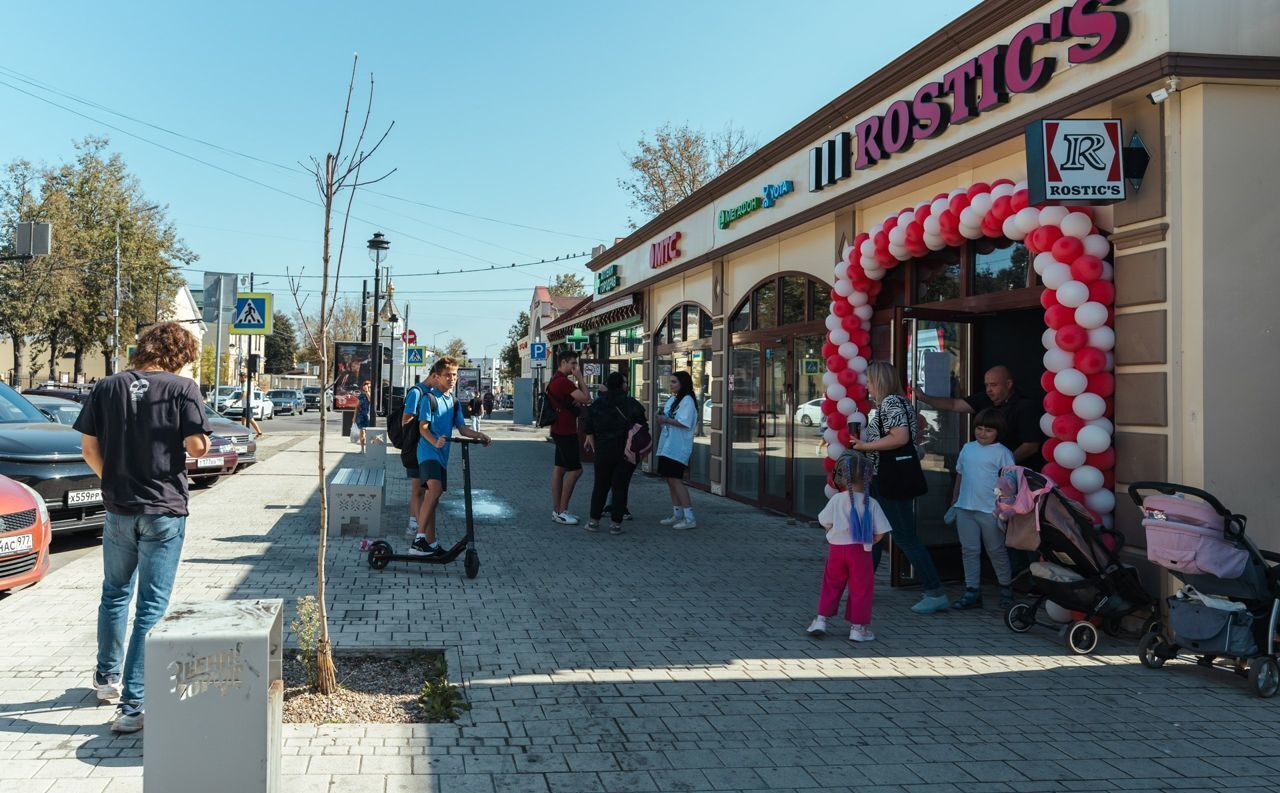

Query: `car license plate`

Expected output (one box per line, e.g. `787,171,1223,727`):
66,489,102,506
197,456,224,469
235,445,249,454
0,533,33,556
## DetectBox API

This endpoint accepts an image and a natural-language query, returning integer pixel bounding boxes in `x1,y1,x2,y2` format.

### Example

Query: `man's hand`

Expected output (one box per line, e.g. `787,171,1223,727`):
584,434,595,453
430,434,447,449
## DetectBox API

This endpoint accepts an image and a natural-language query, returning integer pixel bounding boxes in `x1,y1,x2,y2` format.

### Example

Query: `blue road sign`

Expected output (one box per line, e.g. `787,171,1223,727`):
405,346,426,366
232,293,272,335
530,342,548,360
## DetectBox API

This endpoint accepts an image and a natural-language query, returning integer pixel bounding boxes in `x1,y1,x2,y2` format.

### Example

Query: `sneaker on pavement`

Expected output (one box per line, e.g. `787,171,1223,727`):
111,703,144,733
911,593,952,614
672,519,697,530
952,588,983,610
806,616,827,637
552,511,579,525
659,515,681,526
849,624,876,642
93,671,121,703
622,510,633,521
585,520,600,533
608,523,624,535
408,537,443,557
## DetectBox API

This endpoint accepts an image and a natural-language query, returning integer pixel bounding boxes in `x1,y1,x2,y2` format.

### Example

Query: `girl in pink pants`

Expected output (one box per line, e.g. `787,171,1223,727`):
809,450,892,642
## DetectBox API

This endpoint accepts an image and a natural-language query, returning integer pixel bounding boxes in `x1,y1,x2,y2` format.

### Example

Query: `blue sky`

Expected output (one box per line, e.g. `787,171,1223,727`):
2,0,978,355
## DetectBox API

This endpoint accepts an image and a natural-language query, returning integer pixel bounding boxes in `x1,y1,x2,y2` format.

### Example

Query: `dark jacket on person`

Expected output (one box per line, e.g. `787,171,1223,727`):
584,390,648,452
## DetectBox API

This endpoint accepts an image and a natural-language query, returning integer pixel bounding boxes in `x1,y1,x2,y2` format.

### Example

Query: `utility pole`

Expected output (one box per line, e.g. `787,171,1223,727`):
360,280,368,342
113,222,121,375
369,266,381,425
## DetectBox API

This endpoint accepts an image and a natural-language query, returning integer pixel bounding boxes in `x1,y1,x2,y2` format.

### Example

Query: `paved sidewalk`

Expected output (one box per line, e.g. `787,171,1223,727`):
2,419,1279,793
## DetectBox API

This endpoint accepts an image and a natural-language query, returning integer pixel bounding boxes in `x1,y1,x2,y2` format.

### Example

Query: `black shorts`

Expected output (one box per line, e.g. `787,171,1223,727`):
552,432,582,472
404,466,418,481
419,460,448,491
657,455,687,479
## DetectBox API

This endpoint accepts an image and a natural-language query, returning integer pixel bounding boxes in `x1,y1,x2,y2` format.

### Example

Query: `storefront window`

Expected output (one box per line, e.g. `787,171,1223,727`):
781,276,807,325
915,248,961,303
731,302,750,333
793,334,828,517
684,305,701,343
807,280,821,321
667,309,683,343
973,239,1030,294
609,325,642,357
755,281,777,328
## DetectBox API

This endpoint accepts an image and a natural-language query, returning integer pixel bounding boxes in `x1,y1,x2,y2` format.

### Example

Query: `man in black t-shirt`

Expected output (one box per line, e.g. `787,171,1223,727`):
73,323,210,734
916,365,1045,470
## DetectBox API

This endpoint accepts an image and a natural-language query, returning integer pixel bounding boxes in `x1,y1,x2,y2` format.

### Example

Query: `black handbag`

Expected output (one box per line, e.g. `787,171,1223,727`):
874,396,928,501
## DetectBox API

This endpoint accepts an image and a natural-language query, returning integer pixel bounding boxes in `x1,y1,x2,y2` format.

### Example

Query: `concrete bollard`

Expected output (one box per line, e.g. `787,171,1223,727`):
144,599,284,793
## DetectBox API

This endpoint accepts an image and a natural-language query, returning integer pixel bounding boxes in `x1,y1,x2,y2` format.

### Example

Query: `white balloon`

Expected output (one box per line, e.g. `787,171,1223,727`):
838,342,858,359
1083,234,1110,258
1071,465,1105,494
1054,441,1087,469
1102,513,1114,530
827,441,847,459
849,411,867,430
864,266,885,281
837,397,857,416
1040,412,1056,438
840,244,853,263
1105,351,1115,371
1014,180,1028,192
1085,488,1116,514
898,211,915,228
834,279,855,297
1088,416,1114,435
854,304,874,320
1042,327,1059,351
959,207,981,228
1056,280,1090,308
849,291,869,307
969,192,993,215
834,262,850,281
823,428,839,445
1074,302,1108,330
850,356,868,373
860,239,876,257
826,383,847,401
1087,325,1115,351
861,254,878,271
1015,207,1042,234
1101,260,1114,281
1037,205,1069,227
824,484,837,499
822,371,838,386
1043,348,1074,373
923,216,942,236
992,182,1015,199
825,314,841,331
1060,211,1092,239
1055,368,1087,396
1003,216,1027,241
888,244,909,261
931,197,950,216
1076,424,1111,454
1073,393,1107,421
888,226,907,247
949,187,966,200
1042,262,1072,290
1033,252,1059,276
829,327,850,345
857,371,869,386
960,223,983,240
924,233,946,251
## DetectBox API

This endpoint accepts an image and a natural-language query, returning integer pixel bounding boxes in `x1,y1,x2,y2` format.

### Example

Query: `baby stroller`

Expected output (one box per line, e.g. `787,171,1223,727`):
999,467,1154,654
1129,482,1280,697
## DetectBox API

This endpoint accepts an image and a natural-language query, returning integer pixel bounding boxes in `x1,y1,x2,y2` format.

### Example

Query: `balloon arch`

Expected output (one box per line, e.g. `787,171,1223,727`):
821,178,1117,525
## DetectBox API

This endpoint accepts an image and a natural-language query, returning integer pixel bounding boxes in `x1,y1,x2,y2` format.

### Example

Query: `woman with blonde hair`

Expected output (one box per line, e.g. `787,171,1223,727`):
852,361,949,614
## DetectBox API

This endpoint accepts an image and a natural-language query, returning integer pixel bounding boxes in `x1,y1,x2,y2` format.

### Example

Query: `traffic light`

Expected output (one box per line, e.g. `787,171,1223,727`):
248,353,261,374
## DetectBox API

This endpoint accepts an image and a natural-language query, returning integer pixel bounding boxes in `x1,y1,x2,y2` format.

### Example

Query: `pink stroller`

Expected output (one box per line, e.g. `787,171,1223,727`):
1129,482,1280,697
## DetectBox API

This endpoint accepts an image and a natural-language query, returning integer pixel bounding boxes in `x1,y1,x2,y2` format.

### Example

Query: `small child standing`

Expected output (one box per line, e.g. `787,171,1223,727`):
808,450,892,642
950,408,1016,610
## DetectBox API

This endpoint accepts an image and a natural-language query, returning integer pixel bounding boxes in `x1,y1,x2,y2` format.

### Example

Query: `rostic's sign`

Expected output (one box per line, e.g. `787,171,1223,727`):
718,181,795,229
596,263,621,294
809,0,1130,192
1025,118,1125,204
650,231,682,269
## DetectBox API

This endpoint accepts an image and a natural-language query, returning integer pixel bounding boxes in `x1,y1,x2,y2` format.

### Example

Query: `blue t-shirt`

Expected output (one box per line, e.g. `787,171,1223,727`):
403,383,423,421
955,440,1014,512
416,388,465,465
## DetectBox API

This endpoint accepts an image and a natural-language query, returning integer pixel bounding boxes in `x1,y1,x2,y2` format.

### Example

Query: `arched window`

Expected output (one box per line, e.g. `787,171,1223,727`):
654,304,712,348
729,273,827,335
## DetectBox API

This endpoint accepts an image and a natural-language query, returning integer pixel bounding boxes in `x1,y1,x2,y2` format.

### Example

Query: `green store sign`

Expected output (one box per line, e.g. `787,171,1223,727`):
717,180,794,229
596,263,621,294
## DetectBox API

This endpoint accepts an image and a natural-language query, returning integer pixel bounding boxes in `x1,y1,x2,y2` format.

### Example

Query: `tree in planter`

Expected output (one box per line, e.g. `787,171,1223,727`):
287,56,394,695
265,311,298,374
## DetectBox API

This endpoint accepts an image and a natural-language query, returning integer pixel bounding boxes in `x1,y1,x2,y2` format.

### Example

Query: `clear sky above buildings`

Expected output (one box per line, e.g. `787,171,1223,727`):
3,0,978,354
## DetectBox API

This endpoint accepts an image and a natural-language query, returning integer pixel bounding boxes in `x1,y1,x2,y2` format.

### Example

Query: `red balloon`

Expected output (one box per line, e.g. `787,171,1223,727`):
990,195,1013,222
967,182,991,198
847,384,867,401
992,177,1015,187
874,231,890,251
837,428,852,447
1060,485,1085,505
1042,438,1062,464
852,278,871,293
1104,397,1115,419
1087,372,1115,397
882,216,898,233
829,288,840,303
1071,255,1105,283
838,368,859,387
821,342,838,359
1010,189,1030,212
1052,414,1085,441
832,300,852,317
1052,237,1085,264
914,206,931,225
851,329,870,346
948,193,970,216
904,221,924,242
1103,469,1116,490
980,213,1004,238
841,315,860,334
827,412,848,431
874,250,895,268
1044,390,1074,415
823,457,836,473
1088,280,1115,305
942,230,966,248
1040,288,1059,310
1035,226,1064,253
821,398,839,416
1041,371,1058,394
1074,346,1107,375
827,355,847,373
906,243,929,260
937,210,959,232
1056,324,1088,352
1085,448,1115,470
1042,462,1071,486
1045,304,1075,329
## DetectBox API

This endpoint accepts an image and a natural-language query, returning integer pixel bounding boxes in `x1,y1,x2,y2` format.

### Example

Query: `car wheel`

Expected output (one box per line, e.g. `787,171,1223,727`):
800,414,814,426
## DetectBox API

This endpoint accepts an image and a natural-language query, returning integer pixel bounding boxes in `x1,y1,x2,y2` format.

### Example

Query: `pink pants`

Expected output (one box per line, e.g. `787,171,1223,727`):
818,543,874,624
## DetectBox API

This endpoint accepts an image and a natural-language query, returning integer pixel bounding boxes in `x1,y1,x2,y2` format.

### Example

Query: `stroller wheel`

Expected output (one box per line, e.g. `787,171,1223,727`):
1248,657,1280,698
1005,602,1035,633
1067,621,1099,655
1138,631,1169,669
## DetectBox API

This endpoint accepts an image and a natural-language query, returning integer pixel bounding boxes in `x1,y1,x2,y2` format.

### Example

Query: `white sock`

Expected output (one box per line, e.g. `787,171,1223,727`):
682,507,695,521
672,507,682,518
415,532,426,540
407,517,417,529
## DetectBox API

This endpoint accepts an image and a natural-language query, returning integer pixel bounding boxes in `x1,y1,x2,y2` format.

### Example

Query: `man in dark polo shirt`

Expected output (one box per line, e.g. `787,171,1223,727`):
917,365,1044,470
547,350,590,525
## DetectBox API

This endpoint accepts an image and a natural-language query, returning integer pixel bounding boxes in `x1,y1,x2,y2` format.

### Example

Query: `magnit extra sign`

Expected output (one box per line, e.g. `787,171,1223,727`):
1025,118,1125,204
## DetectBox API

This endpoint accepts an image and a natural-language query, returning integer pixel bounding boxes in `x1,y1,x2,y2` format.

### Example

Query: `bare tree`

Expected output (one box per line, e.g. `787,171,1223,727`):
617,123,755,228
286,55,394,695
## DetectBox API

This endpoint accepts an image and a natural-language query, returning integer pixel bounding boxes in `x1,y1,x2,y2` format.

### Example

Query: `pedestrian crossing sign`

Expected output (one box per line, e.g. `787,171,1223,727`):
406,346,426,366
232,293,272,335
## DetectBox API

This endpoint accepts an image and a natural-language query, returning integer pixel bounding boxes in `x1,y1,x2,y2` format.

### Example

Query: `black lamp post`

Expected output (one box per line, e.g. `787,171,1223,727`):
366,232,390,424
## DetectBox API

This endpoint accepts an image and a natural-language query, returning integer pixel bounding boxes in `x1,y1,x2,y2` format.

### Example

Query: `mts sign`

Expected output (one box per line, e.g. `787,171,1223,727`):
650,231,682,269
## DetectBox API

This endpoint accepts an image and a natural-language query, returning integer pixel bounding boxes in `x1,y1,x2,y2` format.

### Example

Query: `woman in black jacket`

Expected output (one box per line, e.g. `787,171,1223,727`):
583,371,648,534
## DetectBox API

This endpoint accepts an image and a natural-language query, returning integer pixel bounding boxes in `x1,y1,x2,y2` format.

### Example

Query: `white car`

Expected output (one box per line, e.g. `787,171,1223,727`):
222,389,274,421
794,398,824,426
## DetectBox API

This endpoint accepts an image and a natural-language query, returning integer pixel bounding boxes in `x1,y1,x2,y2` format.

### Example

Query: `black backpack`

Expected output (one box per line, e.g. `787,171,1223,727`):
387,383,427,450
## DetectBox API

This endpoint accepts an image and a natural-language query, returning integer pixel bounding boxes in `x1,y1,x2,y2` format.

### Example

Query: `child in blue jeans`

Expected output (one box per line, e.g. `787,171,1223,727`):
949,408,1015,610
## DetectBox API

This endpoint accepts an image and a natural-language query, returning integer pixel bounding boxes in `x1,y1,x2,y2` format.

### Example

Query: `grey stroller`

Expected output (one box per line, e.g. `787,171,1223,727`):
1129,482,1280,697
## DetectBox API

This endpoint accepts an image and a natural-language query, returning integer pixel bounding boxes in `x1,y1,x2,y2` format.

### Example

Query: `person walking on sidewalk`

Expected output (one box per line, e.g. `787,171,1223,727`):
411,357,491,556
583,371,648,535
355,381,373,452
73,322,210,734
547,350,590,525
949,408,1016,610
808,450,891,642
655,371,699,530
400,374,433,536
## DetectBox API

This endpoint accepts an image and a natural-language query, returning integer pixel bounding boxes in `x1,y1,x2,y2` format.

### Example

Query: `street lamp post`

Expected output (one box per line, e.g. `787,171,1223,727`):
366,232,390,424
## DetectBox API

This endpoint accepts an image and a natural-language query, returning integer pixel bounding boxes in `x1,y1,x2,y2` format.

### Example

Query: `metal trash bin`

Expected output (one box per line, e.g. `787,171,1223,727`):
144,599,284,793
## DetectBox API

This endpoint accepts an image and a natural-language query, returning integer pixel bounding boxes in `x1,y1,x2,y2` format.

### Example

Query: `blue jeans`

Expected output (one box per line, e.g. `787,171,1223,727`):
870,485,943,596
97,512,187,706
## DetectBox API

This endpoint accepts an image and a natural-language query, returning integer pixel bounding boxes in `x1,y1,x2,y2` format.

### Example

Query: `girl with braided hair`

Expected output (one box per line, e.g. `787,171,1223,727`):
807,449,892,642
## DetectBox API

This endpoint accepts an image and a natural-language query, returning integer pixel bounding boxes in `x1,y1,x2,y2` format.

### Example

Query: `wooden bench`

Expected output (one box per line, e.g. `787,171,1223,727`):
329,467,386,538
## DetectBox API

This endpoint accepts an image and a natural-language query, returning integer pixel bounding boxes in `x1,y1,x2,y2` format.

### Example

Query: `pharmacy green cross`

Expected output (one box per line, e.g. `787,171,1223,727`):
566,327,590,351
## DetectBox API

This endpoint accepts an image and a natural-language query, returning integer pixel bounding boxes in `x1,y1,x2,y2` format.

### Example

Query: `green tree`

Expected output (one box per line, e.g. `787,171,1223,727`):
618,123,756,229
548,273,587,297
265,311,297,374
0,159,57,386
443,336,469,365
295,299,360,367
500,311,529,381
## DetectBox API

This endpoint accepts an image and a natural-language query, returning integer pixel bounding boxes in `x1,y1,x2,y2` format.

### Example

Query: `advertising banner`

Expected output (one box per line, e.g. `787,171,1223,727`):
332,341,372,410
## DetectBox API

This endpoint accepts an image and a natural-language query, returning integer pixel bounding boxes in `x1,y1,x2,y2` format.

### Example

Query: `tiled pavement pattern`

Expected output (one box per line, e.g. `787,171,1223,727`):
2,421,1279,793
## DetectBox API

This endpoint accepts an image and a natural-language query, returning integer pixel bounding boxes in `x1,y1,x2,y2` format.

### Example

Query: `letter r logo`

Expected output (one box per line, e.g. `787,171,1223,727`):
1060,133,1108,171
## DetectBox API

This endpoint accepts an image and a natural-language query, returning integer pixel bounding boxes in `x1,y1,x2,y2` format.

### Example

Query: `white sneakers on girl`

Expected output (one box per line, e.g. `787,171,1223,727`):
659,514,681,525
806,616,827,636
849,625,876,642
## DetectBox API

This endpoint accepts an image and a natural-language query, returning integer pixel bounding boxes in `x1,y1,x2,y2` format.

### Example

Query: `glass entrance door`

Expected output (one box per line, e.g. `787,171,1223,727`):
760,344,791,510
728,343,762,500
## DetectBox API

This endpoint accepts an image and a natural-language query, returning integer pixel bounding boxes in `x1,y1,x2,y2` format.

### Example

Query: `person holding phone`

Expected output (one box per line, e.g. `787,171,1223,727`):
547,350,591,524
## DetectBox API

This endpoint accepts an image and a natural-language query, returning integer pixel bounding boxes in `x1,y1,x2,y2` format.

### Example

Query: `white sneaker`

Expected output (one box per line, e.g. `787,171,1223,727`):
659,515,681,526
111,704,144,733
93,672,121,703
672,519,697,530
806,617,827,637
552,512,579,525
849,625,876,642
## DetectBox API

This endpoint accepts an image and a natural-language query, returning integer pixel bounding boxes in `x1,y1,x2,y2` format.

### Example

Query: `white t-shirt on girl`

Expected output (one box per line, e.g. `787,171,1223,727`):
817,490,892,549
955,440,1015,512
655,394,698,464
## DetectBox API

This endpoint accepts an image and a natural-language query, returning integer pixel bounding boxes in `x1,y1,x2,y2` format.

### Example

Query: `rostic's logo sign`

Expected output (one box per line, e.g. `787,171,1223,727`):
809,0,1129,192
1026,118,1125,204
718,181,795,229
649,231,682,269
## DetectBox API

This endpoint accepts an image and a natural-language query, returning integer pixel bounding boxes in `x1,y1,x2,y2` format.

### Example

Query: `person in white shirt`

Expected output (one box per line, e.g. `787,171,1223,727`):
949,408,1016,610
808,450,892,642
655,371,699,530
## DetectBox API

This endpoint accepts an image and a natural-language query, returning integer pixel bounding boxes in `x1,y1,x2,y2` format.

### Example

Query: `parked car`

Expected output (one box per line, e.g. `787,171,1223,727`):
22,385,92,405
303,386,332,411
0,473,52,592
222,389,273,421
269,389,304,416
794,398,824,426
186,435,238,488
205,406,257,468
24,394,84,426
0,382,104,535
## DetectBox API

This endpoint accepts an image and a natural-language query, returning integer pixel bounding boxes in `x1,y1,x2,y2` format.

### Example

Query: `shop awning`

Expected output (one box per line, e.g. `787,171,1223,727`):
544,294,641,341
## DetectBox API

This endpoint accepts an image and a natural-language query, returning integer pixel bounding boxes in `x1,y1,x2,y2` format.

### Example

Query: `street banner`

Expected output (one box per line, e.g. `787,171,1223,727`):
456,367,481,403
332,340,372,410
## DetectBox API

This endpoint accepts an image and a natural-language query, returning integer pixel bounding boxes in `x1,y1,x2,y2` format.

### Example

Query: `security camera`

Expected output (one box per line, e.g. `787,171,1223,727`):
1147,75,1180,105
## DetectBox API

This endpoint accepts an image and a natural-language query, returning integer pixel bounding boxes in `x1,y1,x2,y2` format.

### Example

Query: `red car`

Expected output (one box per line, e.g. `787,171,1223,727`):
187,434,239,488
0,473,52,592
